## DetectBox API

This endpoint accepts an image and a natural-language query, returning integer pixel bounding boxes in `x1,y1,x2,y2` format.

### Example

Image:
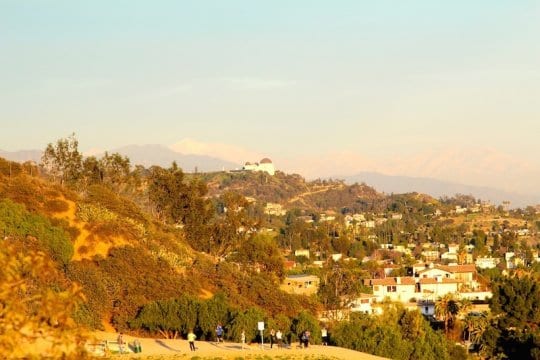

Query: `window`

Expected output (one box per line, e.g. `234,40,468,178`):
387,286,397,292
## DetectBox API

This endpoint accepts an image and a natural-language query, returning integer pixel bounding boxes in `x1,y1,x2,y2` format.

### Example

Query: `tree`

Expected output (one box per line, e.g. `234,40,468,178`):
99,152,130,186
233,234,284,278
0,240,89,359
291,311,321,345
197,293,230,340
318,262,361,321
463,313,488,344
82,156,102,186
435,293,460,335
41,133,83,185
209,191,254,258
148,164,213,248
491,275,540,328
229,307,267,344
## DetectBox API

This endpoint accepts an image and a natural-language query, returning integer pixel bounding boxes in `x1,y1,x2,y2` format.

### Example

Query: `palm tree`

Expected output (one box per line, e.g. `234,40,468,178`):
459,298,472,317
465,313,488,344
435,293,460,335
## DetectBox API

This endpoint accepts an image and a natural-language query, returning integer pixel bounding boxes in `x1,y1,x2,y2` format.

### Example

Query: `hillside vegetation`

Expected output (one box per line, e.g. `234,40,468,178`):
3,136,539,359
201,171,384,212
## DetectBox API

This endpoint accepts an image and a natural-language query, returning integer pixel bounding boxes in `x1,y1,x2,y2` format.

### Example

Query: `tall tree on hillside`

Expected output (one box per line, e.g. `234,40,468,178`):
209,191,254,258
82,156,102,186
148,163,188,222
99,152,130,186
41,133,83,185
318,261,362,321
148,163,213,246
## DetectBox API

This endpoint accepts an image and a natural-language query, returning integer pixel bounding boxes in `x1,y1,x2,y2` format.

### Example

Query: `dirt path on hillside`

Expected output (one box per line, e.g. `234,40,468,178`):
90,331,388,360
287,185,342,205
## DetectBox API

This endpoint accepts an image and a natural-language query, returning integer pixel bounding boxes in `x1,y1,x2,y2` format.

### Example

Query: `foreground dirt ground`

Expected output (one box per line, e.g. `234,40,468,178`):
91,331,388,360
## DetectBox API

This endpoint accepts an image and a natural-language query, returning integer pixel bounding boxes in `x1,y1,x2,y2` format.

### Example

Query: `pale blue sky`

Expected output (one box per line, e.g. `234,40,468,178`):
1,1,539,190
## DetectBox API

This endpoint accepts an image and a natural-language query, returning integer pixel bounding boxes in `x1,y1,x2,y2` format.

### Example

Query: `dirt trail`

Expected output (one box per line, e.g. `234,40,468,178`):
287,185,342,205
91,331,389,360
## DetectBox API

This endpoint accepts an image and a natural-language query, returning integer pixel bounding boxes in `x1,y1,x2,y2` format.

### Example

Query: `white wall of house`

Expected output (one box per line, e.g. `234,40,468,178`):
417,268,452,279
349,297,376,314
373,284,416,302
475,257,499,269
419,281,459,298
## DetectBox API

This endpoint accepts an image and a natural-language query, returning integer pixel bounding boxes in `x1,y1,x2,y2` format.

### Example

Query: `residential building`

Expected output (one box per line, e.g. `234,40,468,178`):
365,277,416,303
264,203,286,216
475,257,500,269
349,293,378,314
280,274,320,296
295,249,310,259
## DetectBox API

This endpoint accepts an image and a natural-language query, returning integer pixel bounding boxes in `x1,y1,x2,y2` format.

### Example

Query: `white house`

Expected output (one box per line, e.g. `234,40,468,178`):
295,249,310,259
349,293,378,314
416,264,477,290
331,253,343,261
475,257,500,269
280,274,320,295
265,203,286,216
361,220,376,228
417,278,462,300
441,252,458,262
421,250,440,261
366,277,417,303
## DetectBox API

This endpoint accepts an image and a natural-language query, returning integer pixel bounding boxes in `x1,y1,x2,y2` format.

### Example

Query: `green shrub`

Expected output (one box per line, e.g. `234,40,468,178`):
0,199,73,265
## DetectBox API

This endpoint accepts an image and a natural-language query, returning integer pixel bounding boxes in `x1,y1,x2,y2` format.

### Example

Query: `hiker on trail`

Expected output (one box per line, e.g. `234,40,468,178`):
276,329,283,348
321,327,328,346
216,323,224,343
301,330,310,348
133,338,142,353
270,328,276,348
241,329,246,350
117,333,124,354
187,329,196,351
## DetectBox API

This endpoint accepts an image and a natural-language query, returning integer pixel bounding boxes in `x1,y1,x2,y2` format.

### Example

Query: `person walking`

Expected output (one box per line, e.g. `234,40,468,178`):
275,329,283,349
187,329,197,351
241,329,246,350
216,323,224,343
300,330,310,348
117,332,124,354
321,327,328,346
270,328,276,348
133,338,142,353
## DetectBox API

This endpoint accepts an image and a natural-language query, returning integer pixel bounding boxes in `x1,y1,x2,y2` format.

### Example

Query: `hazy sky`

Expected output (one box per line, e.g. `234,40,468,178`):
1,1,539,192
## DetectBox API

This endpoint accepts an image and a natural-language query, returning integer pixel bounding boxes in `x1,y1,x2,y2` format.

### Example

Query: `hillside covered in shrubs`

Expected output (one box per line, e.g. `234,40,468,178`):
6,136,534,359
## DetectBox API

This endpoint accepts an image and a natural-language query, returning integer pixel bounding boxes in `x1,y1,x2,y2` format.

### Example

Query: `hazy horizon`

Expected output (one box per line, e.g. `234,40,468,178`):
1,1,539,195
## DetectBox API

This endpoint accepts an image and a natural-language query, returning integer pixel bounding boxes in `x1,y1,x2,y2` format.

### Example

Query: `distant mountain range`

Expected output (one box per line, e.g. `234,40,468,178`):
0,145,240,173
341,171,540,208
2,146,539,207
108,144,241,172
0,149,42,163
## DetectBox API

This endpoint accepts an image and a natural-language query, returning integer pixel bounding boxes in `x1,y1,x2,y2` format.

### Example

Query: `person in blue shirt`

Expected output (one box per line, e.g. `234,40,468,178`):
216,324,224,343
